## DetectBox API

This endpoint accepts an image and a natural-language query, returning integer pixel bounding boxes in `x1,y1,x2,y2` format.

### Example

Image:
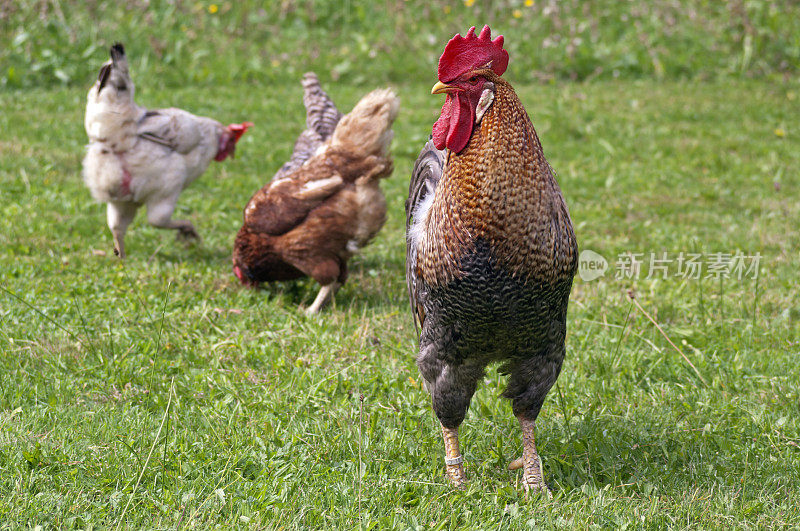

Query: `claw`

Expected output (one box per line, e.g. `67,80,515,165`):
176,224,201,242
112,230,126,259
445,462,467,489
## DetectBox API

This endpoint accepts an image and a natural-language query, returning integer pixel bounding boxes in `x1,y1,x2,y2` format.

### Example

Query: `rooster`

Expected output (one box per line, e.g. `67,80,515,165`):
82,43,252,258
406,26,578,493
233,76,398,314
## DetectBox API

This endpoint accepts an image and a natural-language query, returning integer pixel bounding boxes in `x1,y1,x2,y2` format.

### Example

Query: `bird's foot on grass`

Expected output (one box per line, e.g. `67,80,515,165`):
512,417,551,497
445,459,466,489
176,224,201,242
441,424,467,489
112,231,126,259
509,454,549,496
305,282,340,315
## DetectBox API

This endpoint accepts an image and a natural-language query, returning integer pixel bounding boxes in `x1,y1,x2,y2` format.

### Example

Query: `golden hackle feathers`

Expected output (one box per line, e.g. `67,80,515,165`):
417,74,577,288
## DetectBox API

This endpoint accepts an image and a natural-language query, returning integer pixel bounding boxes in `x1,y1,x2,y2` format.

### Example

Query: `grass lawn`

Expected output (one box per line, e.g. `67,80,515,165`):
1,73,799,528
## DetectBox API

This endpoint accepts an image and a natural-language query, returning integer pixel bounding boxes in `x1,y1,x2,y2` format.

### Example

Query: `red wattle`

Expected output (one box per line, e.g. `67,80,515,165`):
432,97,452,150
216,122,253,161
432,93,475,154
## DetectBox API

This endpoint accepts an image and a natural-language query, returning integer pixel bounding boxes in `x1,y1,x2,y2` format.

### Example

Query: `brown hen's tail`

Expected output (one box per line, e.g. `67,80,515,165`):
215,121,254,161
330,88,399,158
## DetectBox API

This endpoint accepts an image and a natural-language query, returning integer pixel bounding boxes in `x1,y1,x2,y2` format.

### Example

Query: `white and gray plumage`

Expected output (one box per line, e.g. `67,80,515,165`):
82,43,251,258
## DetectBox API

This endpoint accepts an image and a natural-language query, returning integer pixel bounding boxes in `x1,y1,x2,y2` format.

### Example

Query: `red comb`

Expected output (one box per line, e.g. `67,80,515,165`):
437,25,509,82
228,121,253,142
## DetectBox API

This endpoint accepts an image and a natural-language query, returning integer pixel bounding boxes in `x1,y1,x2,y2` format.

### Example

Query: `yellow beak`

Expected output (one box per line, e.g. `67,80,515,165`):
431,81,460,95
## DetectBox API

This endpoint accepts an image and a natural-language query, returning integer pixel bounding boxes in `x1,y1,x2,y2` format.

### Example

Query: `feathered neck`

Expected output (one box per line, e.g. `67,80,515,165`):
444,75,546,184
419,76,576,286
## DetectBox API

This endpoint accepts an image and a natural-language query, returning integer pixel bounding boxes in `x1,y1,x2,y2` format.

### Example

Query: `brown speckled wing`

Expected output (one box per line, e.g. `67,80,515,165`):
243,170,347,237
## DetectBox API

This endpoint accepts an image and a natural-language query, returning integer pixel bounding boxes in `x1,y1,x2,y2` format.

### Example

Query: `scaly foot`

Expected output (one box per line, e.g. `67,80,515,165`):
512,417,550,496
112,230,126,259
445,458,466,489
441,424,466,489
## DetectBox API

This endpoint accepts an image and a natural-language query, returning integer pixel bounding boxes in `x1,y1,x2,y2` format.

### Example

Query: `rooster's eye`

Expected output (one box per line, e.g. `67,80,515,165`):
468,76,478,84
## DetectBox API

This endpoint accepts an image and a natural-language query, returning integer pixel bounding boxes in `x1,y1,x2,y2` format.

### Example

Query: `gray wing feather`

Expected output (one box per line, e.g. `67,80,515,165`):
273,72,342,181
137,111,180,151
136,108,213,154
405,137,446,332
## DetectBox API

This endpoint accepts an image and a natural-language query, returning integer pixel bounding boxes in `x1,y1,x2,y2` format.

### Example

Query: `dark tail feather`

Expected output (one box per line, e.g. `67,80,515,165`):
272,73,343,182
301,72,342,142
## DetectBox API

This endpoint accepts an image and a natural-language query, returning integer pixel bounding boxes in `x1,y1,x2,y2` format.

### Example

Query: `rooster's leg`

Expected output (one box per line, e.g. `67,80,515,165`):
420,354,477,489
155,219,200,241
508,417,548,495
305,282,340,315
441,424,466,489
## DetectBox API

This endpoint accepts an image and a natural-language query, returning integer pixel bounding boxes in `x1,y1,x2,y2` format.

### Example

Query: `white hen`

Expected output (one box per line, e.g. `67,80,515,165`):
82,43,252,258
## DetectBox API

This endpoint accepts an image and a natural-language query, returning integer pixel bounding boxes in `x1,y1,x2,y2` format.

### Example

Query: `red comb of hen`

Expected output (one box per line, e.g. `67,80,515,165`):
437,25,509,82
229,121,254,142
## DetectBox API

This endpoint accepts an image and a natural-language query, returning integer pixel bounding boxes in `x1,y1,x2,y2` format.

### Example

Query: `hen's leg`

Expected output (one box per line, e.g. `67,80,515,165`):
302,259,345,315
146,199,200,241
107,202,138,259
305,282,341,315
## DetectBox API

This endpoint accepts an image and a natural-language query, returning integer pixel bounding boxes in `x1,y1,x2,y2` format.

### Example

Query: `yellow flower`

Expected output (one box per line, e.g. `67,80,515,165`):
443,4,451,13
774,128,786,138
208,3,218,14
464,0,475,6
513,9,522,18
525,0,535,6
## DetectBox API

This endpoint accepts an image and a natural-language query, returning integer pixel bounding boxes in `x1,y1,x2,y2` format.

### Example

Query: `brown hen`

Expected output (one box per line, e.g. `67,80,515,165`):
234,78,399,314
